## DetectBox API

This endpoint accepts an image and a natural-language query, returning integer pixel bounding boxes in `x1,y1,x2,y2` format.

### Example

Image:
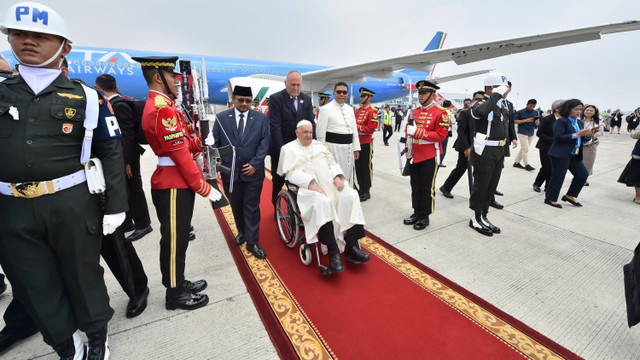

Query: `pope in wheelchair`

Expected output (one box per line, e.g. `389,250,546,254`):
277,120,370,274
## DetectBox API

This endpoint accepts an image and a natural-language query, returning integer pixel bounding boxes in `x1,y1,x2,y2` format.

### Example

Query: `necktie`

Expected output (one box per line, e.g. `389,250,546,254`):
293,97,298,111
238,113,244,139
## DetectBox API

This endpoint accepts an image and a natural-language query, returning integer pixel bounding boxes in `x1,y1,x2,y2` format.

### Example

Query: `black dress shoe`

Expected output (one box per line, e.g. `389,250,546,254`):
489,200,504,209
403,214,419,225
166,290,209,310
439,164,447,168
188,232,196,241
524,164,536,171
481,213,500,234
584,182,590,186
183,279,207,293
513,163,524,169
189,225,194,232
532,184,541,193
359,193,368,202
413,216,429,230
247,244,267,259
327,254,344,274
0,327,38,353
86,325,108,360
344,245,370,264
468,220,493,237
235,233,245,246
561,195,582,207
439,186,454,199
126,225,153,242
494,190,504,196
544,199,563,208
126,287,149,318
0,281,6,296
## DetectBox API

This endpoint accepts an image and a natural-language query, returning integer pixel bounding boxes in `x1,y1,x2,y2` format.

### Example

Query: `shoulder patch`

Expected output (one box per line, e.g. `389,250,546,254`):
155,96,169,108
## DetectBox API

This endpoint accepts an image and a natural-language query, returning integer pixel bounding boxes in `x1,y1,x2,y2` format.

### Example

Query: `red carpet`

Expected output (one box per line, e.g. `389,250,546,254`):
214,177,582,360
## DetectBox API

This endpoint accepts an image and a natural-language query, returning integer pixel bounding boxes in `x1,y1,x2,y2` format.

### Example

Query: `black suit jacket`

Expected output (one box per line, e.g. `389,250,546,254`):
454,109,473,152
213,108,270,183
536,114,556,151
109,96,145,165
268,88,314,157
548,117,587,161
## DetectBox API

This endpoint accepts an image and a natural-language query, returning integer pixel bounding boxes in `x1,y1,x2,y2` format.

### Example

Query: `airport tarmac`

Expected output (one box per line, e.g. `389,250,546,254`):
1,125,639,360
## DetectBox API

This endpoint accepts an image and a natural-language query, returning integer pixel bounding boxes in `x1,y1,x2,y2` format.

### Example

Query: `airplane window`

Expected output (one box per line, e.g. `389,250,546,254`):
123,63,128,67
117,63,122,67
232,69,235,73
74,60,79,65
82,61,86,65
89,61,94,66
217,69,220,72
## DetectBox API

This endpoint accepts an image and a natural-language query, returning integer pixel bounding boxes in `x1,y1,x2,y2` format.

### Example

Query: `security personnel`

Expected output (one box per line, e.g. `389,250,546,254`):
316,92,330,120
468,73,515,236
402,80,449,230
0,2,127,359
134,56,222,311
354,87,378,201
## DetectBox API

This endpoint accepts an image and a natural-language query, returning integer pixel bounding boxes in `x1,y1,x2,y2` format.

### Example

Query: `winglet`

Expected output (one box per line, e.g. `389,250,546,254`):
424,31,447,76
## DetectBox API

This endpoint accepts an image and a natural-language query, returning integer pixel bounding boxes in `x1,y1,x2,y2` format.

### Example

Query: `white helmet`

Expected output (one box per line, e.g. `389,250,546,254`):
484,72,508,87
0,2,71,42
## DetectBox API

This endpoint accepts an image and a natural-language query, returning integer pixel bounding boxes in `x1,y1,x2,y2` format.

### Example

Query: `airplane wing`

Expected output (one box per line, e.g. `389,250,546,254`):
301,21,640,84
432,69,495,84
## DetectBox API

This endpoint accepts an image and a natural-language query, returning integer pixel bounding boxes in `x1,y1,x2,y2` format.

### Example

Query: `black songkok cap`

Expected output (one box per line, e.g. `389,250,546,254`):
233,85,253,97
131,56,180,74
415,80,440,93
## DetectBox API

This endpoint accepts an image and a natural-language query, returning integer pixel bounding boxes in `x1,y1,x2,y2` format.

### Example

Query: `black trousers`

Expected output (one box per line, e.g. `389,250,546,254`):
383,125,393,145
534,148,552,189
394,119,402,132
0,186,112,346
222,177,264,246
152,188,195,289
317,222,365,257
354,142,373,195
270,153,285,207
124,155,151,230
440,136,449,163
409,158,438,218
469,147,505,212
546,155,588,202
1,227,147,339
442,150,469,193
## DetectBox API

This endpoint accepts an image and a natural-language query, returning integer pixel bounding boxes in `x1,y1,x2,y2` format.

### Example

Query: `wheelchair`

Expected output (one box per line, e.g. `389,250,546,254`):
275,182,334,275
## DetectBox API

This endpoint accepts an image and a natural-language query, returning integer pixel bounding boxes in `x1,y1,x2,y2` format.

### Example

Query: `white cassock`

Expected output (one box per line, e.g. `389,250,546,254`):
316,100,361,186
277,139,365,247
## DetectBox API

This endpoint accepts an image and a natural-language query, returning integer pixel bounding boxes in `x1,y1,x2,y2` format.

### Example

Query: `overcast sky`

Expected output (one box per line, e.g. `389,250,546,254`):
2,0,640,111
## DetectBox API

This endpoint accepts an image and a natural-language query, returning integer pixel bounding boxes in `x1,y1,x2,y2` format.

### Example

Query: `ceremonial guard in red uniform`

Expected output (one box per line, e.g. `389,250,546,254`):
133,56,222,311
354,87,378,201
402,80,449,230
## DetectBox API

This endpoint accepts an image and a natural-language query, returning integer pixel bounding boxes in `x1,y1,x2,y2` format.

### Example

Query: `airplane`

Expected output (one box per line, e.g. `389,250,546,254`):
2,20,639,107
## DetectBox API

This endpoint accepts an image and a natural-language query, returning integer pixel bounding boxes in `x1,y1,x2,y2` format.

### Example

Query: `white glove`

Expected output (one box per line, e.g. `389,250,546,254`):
406,125,417,137
204,131,215,146
493,85,509,97
103,212,126,235
207,187,222,202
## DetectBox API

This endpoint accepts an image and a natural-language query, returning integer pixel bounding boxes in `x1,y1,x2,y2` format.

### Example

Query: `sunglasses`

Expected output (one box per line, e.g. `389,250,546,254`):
234,98,253,104
335,90,348,95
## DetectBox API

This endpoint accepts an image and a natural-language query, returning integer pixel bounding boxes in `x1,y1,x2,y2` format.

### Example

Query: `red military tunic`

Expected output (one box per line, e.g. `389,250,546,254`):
355,105,379,145
141,90,211,196
408,103,450,163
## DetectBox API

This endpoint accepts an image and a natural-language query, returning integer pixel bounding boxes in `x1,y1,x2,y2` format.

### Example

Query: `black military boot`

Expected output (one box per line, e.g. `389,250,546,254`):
53,331,86,360
481,212,501,234
344,242,370,264
182,279,207,293
166,286,209,311
86,325,109,360
327,254,344,274
469,211,493,237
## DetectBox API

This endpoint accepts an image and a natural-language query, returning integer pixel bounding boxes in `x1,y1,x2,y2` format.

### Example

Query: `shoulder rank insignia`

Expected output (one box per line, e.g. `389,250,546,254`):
57,93,84,99
436,104,445,110
155,96,170,108
162,116,178,131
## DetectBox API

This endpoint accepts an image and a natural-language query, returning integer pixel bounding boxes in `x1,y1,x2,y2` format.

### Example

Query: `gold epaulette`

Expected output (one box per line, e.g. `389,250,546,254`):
436,104,446,111
155,95,170,108
371,106,378,111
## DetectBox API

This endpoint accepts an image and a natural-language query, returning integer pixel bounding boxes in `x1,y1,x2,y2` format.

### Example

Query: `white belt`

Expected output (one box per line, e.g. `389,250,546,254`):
0,170,87,198
414,140,439,146
486,140,506,147
358,132,373,136
158,156,176,166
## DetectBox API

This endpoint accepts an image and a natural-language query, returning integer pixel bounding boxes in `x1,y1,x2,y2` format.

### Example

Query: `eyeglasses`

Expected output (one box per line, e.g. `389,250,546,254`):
473,98,483,101
335,90,348,95
234,98,253,104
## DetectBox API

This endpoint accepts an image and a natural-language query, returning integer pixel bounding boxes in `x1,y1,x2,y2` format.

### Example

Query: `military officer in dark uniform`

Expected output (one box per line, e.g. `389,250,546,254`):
316,92,330,120
402,80,449,230
134,56,222,311
468,73,517,236
354,87,378,201
0,3,128,359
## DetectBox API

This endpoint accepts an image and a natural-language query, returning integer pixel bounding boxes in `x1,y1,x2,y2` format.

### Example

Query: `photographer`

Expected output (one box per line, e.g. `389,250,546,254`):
513,99,540,171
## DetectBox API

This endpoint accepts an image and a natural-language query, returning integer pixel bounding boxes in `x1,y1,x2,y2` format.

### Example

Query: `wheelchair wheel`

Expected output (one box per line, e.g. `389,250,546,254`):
275,190,301,248
299,244,312,266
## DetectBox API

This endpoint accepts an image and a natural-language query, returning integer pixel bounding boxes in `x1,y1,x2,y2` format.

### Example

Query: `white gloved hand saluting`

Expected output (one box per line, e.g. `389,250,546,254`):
103,212,126,235
207,187,222,202
204,131,215,146
492,85,509,97
406,125,417,137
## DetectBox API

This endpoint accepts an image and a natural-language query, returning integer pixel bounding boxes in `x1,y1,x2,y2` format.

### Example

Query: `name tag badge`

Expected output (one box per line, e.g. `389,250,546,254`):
9,106,19,120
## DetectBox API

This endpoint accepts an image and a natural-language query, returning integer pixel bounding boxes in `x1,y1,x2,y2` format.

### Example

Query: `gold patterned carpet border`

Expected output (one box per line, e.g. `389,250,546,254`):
360,237,565,360
219,204,336,360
